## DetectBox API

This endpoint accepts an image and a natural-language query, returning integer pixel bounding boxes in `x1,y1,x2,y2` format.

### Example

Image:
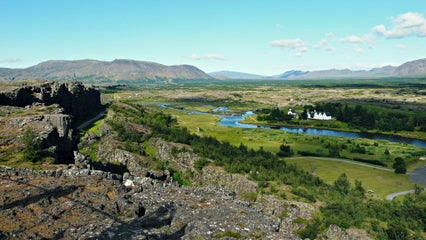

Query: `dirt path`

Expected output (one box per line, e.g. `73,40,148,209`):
289,157,394,172
385,164,426,200
386,187,426,200
77,110,106,130
385,190,417,200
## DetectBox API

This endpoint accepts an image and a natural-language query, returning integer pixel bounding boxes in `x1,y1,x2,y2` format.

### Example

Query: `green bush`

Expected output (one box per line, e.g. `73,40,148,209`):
393,157,407,174
214,231,242,239
241,192,258,202
194,158,209,171
22,128,43,162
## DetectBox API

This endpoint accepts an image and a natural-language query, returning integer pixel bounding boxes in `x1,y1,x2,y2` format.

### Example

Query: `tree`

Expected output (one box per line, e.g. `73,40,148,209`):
22,127,43,162
393,157,407,174
334,173,350,195
277,144,294,157
328,144,340,157
353,179,365,197
300,109,308,120
386,220,409,240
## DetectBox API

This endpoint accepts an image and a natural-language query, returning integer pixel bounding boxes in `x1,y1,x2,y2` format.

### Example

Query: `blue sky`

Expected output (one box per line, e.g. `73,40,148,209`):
1,0,426,75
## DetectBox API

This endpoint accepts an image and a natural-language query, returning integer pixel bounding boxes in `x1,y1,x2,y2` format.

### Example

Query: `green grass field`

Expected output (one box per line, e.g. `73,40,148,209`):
285,157,414,199
162,105,424,163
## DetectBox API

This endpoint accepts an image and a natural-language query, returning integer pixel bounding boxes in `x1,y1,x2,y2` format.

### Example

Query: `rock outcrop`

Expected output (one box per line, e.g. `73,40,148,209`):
3,109,75,163
0,81,102,163
0,164,301,239
0,81,101,121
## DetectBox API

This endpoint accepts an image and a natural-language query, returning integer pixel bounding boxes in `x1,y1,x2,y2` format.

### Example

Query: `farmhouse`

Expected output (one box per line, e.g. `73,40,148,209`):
309,111,332,120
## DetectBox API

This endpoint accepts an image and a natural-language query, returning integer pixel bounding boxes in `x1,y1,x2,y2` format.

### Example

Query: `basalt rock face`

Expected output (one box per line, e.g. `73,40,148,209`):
3,110,75,163
0,81,102,163
0,81,101,122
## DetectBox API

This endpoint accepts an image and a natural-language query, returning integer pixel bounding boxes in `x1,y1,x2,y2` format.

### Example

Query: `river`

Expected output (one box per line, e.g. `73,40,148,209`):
154,103,426,148
218,111,426,148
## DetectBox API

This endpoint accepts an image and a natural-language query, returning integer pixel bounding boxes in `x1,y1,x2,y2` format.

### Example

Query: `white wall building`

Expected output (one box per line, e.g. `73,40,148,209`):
309,111,332,120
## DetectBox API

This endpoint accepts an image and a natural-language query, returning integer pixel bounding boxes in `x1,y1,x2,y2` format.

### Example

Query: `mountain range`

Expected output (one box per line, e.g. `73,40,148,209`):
209,58,426,80
0,58,425,83
0,59,213,83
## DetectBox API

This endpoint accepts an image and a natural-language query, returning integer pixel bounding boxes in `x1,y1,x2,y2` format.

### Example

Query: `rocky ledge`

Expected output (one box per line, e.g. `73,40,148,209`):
0,81,102,163
0,164,286,239
0,160,368,240
0,81,101,121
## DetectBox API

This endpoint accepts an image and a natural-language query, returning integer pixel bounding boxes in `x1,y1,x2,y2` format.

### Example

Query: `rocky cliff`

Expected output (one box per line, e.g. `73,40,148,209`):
0,81,102,163
0,81,101,122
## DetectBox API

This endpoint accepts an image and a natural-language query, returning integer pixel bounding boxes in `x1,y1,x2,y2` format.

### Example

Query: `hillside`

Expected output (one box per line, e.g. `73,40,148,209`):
209,70,266,79
0,59,213,83
211,58,425,80
393,58,426,76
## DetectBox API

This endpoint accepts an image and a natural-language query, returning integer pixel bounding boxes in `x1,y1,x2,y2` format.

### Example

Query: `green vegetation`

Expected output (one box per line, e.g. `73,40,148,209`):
100,80,426,238
194,158,209,171
257,107,293,122
285,157,411,198
22,127,43,162
105,100,424,238
393,157,407,174
214,231,242,239
315,102,426,132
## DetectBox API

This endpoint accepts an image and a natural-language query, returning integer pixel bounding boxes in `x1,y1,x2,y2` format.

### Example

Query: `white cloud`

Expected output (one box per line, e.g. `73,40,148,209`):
188,53,225,61
0,58,22,63
338,34,374,43
276,23,283,29
373,12,426,38
314,39,335,52
269,39,304,49
270,39,309,56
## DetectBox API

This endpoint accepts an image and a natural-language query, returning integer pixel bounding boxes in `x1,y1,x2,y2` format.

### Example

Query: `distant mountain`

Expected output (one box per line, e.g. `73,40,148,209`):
393,58,426,76
212,58,426,80
1,58,425,83
0,59,213,83
274,70,309,79
287,69,371,79
368,65,397,75
275,66,400,79
209,71,266,80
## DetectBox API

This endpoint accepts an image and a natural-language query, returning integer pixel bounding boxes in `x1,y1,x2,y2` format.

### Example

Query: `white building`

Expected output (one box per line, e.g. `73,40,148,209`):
309,111,332,120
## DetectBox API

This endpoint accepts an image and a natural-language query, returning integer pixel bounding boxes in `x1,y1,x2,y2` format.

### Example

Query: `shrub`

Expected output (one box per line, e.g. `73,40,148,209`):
241,192,258,202
22,128,43,162
291,187,316,202
194,158,209,171
393,157,407,174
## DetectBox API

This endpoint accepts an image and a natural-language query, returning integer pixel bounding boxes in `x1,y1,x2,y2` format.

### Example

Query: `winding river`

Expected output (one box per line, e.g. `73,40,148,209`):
218,111,426,148
155,103,426,197
154,103,426,148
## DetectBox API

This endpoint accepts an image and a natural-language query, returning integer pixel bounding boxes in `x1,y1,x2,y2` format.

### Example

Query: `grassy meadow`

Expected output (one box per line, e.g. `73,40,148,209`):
285,157,413,199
